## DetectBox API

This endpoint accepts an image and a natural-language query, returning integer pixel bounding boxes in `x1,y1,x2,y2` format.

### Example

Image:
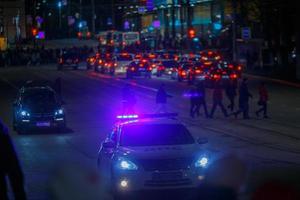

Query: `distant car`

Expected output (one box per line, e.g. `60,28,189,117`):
99,59,117,75
13,84,66,134
171,62,194,82
126,60,152,79
97,113,210,199
199,50,222,65
114,53,134,73
205,61,240,87
57,51,79,70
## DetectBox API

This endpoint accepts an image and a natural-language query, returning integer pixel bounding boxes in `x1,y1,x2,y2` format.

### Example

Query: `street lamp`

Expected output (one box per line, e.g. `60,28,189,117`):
58,1,62,29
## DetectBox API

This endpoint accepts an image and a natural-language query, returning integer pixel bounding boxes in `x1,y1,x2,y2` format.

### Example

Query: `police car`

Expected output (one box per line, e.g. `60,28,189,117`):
97,113,210,199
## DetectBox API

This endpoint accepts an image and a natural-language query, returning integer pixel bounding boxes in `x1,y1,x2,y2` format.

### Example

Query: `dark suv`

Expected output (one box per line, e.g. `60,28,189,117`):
13,84,66,134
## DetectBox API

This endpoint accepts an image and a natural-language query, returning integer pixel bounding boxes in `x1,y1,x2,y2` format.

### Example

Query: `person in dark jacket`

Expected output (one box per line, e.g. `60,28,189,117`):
191,82,209,118
255,82,269,118
210,82,228,118
156,84,171,113
0,119,27,200
225,80,237,112
234,78,253,119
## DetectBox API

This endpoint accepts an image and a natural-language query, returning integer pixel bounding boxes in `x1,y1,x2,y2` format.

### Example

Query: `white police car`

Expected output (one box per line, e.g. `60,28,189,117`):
97,113,210,199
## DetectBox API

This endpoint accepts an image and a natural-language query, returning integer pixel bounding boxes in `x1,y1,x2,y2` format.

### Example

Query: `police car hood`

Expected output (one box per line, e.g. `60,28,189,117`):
116,144,200,160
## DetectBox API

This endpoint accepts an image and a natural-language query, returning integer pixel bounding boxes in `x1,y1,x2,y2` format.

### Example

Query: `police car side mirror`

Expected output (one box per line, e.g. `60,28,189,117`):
102,141,116,149
197,137,208,145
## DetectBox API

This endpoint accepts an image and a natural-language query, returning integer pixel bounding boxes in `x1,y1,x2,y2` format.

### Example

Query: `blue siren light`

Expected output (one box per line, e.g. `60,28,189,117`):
117,114,139,119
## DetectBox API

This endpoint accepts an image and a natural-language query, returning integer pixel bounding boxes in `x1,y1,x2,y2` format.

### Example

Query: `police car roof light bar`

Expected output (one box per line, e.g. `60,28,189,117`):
116,113,178,120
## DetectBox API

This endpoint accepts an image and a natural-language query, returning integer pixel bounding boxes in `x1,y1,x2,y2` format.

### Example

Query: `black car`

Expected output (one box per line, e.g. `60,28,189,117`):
57,51,79,70
13,85,66,134
126,60,152,79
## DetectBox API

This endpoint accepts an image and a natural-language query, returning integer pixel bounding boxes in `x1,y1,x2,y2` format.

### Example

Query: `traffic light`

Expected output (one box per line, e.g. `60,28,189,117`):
32,28,38,36
188,28,196,39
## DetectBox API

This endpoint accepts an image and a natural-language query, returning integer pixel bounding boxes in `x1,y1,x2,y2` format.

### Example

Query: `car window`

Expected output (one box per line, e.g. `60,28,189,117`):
23,90,56,105
120,124,195,147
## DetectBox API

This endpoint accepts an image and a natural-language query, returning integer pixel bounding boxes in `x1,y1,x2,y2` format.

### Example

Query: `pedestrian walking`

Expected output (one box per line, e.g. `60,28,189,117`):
190,82,209,118
0,118,27,200
156,84,171,113
210,82,228,118
225,80,237,112
189,85,198,118
255,82,269,118
233,78,253,119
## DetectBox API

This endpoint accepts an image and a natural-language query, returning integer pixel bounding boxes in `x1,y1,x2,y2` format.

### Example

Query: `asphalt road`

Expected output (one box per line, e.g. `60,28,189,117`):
1,64,300,200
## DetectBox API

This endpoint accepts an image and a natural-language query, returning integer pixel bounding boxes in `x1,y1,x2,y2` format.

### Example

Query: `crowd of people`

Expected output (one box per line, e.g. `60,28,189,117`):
0,46,96,68
188,78,270,119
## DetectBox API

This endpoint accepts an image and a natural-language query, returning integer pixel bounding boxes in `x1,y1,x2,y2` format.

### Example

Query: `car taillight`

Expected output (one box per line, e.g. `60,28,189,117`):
104,63,108,66
213,74,221,79
237,65,242,71
114,63,117,67
131,67,135,71
215,55,221,60
181,71,187,76
230,74,238,79
59,58,63,64
148,67,152,71
204,61,212,66
228,64,234,69
98,60,103,64
152,64,156,68
195,69,202,74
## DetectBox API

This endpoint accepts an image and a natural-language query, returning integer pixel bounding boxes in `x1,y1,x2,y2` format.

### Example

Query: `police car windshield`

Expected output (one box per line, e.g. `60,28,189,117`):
120,124,195,146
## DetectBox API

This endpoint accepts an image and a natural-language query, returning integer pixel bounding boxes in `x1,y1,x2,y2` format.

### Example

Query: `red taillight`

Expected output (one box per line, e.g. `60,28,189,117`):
228,64,234,69
98,59,103,64
148,67,152,71
59,58,63,64
208,51,213,56
237,65,242,71
181,71,187,76
213,74,221,79
215,55,221,60
204,61,213,66
139,64,144,67
131,67,135,71
114,63,117,67
142,59,147,63
152,64,156,68
230,74,238,79
195,69,202,74
87,32,91,38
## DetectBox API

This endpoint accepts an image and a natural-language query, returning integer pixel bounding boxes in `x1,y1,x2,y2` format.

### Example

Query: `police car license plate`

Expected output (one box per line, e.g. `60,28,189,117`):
36,122,50,127
152,172,182,181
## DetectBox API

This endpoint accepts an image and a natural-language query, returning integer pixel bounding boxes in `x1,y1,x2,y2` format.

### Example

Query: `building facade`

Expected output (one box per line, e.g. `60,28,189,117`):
0,0,26,43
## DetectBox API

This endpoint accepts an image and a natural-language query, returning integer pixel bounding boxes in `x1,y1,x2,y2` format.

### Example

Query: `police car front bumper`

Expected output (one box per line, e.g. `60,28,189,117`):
112,168,205,193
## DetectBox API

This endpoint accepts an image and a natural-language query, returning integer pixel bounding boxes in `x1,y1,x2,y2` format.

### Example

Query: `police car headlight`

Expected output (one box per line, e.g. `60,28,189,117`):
195,156,209,168
117,157,138,170
55,109,64,116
